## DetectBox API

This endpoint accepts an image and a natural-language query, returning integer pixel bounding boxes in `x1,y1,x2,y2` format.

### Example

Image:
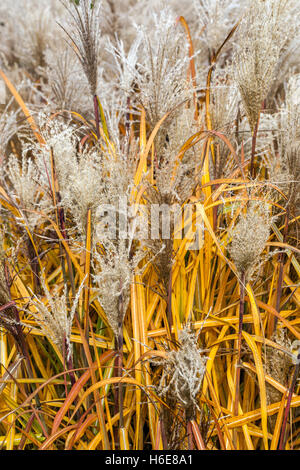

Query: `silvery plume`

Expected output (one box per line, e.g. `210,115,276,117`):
156,325,207,415
233,0,289,133
229,201,273,282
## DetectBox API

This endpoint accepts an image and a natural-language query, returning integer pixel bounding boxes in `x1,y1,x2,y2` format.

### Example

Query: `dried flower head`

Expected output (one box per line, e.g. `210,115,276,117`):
43,46,91,112
0,108,19,158
106,34,141,100
92,142,146,338
271,74,300,214
266,0,300,103
93,239,144,338
156,326,207,414
4,153,50,232
229,202,272,281
233,0,289,132
133,8,191,129
60,0,102,97
0,0,63,73
30,117,103,240
58,147,104,239
27,278,83,360
193,0,248,62
210,67,239,178
143,106,200,292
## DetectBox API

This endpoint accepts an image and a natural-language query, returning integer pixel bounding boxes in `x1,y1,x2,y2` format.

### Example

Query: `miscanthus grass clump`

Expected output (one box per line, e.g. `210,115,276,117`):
0,0,299,452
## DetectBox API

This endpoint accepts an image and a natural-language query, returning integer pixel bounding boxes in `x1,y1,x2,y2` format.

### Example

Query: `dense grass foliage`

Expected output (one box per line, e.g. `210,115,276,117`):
0,0,299,450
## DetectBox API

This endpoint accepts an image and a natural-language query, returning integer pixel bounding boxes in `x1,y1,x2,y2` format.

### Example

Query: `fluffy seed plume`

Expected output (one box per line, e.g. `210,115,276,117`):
229,202,272,282
233,0,289,132
156,326,207,413
27,278,84,360
272,74,300,215
4,153,50,232
43,47,90,112
93,239,144,338
133,8,191,129
60,0,101,97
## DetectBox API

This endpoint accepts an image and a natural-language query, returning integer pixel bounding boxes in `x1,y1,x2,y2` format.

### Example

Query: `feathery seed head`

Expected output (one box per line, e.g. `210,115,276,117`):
133,8,191,129
92,147,146,338
0,0,62,73
0,108,19,158
210,68,239,178
43,46,91,112
156,325,207,414
193,0,248,62
269,74,300,212
93,239,144,338
5,153,50,232
59,148,104,239
61,0,102,97
233,0,289,132
229,201,272,281
28,278,83,360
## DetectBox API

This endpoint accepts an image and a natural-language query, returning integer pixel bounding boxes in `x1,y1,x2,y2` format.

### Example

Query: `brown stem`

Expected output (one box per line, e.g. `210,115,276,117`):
250,101,265,178
186,420,194,450
26,237,41,294
159,415,168,450
59,207,76,301
272,209,290,334
250,120,259,179
64,338,76,389
234,271,246,417
116,317,124,428
93,94,100,140
167,270,174,342
18,412,35,450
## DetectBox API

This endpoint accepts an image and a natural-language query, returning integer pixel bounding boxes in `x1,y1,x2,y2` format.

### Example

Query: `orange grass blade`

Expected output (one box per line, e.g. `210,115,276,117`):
176,16,198,119
0,70,45,145
51,351,114,436
190,419,206,450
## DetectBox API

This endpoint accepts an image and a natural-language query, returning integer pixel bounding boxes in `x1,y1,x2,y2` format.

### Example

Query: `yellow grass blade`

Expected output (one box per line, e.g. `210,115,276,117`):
242,332,268,449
